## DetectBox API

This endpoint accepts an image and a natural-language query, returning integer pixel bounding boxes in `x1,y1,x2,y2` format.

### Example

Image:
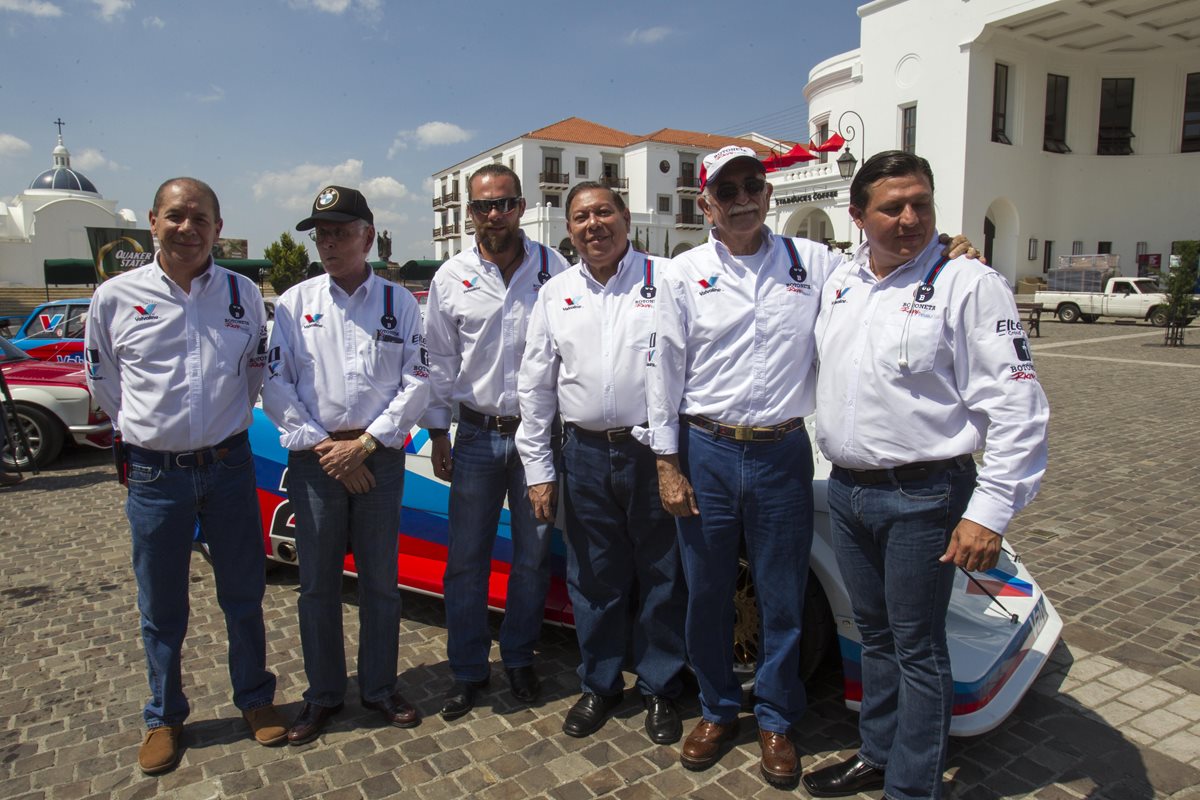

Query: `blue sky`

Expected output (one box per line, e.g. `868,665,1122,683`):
0,0,860,262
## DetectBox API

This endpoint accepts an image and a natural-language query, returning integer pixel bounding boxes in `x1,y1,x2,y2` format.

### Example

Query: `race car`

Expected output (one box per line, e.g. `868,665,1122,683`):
242,410,1061,736
4,298,91,364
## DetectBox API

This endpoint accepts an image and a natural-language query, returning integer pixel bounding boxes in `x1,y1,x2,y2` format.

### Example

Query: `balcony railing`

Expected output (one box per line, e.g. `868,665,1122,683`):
675,213,706,228
676,176,701,193
539,171,569,186
432,190,461,209
600,175,629,191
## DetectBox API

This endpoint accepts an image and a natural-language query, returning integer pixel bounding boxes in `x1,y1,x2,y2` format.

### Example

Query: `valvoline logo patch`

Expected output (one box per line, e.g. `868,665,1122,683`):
698,276,719,289
39,313,64,330
303,313,324,328
835,287,851,300
133,304,159,321
461,277,481,292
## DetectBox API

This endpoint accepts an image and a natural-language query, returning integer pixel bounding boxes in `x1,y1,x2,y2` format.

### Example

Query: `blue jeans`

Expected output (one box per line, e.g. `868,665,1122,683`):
828,461,976,800
561,428,687,697
125,433,275,728
443,419,551,682
677,423,813,733
287,446,405,706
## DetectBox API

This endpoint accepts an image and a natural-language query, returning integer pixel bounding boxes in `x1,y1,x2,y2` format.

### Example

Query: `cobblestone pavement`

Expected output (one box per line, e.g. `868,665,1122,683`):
1,319,1198,800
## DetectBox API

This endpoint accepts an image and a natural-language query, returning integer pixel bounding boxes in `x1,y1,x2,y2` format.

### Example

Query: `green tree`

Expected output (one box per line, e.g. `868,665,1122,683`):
264,232,310,296
1164,240,1198,341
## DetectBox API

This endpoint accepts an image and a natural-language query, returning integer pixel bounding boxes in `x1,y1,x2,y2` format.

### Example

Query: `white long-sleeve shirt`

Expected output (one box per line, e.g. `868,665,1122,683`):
261,269,429,450
420,234,569,429
84,254,267,451
814,235,1049,534
517,244,661,485
646,227,841,455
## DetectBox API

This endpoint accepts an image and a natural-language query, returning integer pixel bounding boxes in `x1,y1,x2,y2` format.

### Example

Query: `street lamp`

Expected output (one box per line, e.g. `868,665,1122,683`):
836,109,865,179
836,148,857,180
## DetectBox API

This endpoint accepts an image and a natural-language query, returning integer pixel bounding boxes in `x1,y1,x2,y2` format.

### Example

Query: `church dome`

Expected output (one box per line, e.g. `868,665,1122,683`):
29,167,98,194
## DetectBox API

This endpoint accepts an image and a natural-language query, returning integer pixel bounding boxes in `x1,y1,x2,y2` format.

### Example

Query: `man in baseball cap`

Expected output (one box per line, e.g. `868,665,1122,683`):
296,185,374,230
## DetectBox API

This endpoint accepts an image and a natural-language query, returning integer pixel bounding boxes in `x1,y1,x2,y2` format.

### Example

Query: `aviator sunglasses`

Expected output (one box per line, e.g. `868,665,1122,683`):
712,177,767,203
467,196,522,215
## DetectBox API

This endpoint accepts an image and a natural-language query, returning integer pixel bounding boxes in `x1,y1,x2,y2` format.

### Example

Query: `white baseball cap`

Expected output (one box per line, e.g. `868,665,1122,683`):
699,146,763,191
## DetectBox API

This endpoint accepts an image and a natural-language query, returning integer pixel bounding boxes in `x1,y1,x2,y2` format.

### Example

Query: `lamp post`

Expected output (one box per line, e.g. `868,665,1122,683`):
836,110,865,241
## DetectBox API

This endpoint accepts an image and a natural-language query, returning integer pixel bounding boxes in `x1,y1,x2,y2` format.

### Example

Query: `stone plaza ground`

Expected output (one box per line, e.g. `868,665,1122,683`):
1,319,1198,799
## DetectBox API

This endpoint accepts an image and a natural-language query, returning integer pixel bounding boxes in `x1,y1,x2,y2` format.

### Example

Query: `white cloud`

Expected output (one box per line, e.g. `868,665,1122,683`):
0,132,32,158
372,208,409,229
91,0,132,20
142,14,163,28
421,176,436,194
387,121,472,158
0,0,61,16
361,176,408,201
286,0,380,14
624,26,672,45
73,147,122,171
188,84,224,103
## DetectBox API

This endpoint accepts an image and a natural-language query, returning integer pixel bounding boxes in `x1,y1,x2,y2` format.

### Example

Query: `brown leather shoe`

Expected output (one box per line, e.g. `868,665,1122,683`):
362,691,420,728
138,725,183,775
243,704,288,745
287,702,342,745
680,718,739,770
758,729,799,787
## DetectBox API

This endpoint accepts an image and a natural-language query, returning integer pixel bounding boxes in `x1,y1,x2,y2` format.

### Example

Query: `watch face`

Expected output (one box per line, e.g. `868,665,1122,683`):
659,160,670,173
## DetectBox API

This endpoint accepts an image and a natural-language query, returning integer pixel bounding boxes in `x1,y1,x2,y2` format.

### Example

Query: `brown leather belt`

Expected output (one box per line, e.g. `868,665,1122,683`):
459,405,521,436
566,422,645,444
683,415,804,443
328,429,367,441
124,430,248,470
836,454,974,485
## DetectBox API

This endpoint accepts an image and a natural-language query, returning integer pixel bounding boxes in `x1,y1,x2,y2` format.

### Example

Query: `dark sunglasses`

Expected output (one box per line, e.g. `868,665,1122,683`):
712,177,766,203
467,196,521,215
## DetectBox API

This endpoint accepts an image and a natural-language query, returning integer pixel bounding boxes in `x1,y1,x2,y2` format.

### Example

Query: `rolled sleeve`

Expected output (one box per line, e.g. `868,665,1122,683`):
516,296,559,485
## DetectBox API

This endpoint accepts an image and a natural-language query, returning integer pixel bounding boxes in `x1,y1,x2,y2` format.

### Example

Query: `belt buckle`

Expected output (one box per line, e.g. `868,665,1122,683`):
496,416,520,436
733,425,754,442
607,428,628,443
175,451,198,468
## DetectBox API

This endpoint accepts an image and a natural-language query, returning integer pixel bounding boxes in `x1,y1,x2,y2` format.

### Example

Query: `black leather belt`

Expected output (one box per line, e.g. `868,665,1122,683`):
683,414,804,442
125,430,248,470
459,405,521,436
837,454,974,485
566,422,644,444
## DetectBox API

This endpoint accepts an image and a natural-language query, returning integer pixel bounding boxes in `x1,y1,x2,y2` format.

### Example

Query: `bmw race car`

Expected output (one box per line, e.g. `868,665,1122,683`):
244,409,1061,736
5,298,91,364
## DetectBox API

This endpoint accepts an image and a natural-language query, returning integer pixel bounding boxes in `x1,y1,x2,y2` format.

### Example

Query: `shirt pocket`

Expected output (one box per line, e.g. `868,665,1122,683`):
362,338,406,385
214,327,252,375
876,314,944,374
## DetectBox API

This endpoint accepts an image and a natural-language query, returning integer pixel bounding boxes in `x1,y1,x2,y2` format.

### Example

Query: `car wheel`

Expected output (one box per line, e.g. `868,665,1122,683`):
1148,307,1169,327
733,557,836,688
1056,304,1081,323
2,404,65,469
1081,314,1100,323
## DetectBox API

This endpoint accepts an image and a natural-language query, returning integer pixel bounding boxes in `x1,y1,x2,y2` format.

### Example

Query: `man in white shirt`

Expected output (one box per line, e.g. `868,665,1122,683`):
85,177,286,775
647,146,842,788
421,165,568,721
262,186,430,744
802,151,1048,800
517,183,687,744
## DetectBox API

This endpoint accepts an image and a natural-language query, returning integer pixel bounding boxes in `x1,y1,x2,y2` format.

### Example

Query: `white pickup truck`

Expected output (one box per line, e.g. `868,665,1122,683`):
1035,276,1182,326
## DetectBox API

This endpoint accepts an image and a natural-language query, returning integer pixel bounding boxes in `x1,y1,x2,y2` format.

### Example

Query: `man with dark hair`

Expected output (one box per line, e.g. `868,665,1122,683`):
422,164,569,721
86,177,285,775
802,151,1048,799
263,185,430,744
517,182,687,744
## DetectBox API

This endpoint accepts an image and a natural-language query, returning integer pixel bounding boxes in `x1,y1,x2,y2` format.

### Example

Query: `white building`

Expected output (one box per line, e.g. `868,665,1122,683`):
431,118,785,262
0,130,139,286
777,0,1200,284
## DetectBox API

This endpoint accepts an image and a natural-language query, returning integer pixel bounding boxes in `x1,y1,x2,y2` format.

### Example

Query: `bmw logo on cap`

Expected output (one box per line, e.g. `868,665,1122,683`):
317,188,339,209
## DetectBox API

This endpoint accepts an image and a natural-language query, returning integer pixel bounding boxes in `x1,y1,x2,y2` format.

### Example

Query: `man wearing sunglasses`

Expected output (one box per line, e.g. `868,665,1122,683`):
421,164,569,721
263,186,430,743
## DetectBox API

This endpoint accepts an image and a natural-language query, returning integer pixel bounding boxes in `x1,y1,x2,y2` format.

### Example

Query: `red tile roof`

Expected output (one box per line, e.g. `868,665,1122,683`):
520,118,792,157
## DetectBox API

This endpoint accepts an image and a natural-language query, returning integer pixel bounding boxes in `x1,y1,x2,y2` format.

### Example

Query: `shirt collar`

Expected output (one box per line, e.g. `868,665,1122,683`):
853,230,943,284
709,224,775,262
326,263,376,300
578,240,634,289
471,230,531,269
152,251,215,291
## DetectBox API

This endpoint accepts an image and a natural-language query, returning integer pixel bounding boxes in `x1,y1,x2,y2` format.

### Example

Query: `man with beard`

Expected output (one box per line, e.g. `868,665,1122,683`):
516,182,687,744
422,165,569,721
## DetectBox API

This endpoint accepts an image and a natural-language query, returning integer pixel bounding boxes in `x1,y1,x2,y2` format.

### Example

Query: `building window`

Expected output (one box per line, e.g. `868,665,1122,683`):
1183,73,1200,153
1072,240,1084,255
657,195,672,213
1098,241,1112,254
1044,74,1071,153
508,157,515,171
576,158,588,177
992,63,1012,145
816,121,830,163
1043,240,1054,273
901,105,917,153
1098,78,1135,155
545,193,560,208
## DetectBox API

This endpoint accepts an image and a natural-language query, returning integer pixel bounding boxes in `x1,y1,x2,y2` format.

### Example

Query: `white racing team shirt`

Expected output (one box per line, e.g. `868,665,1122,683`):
85,255,268,452
814,234,1049,534
420,233,568,429
646,227,841,455
517,244,661,485
261,269,429,451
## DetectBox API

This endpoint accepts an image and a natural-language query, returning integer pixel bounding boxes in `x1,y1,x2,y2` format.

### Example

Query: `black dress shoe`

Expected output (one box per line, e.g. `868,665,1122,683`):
287,702,343,745
362,691,420,728
642,695,682,745
506,665,541,704
562,692,623,738
440,677,489,721
802,753,886,797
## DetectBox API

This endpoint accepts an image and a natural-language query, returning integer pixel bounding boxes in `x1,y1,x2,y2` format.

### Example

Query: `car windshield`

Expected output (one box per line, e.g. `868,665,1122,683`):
1131,279,1159,294
0,336,33,363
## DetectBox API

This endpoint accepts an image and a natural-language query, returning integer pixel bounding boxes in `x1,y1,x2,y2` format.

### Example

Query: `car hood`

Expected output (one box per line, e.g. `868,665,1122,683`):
1,359,87,387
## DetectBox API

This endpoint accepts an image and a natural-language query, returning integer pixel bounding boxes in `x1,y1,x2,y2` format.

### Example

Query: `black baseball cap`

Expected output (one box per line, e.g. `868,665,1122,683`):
295,185,374,231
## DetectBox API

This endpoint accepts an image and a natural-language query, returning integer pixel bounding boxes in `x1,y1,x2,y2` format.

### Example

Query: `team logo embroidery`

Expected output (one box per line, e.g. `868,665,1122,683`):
698,276,718,289
316,188,338,209
835,288,851,300
1013,337,1032,362
85,348,101,379
39,314,64,331
914,283,935,303
133,304,159,320
789,265,807,283
229,303,245,319
641,284,657,299
537,270,551,285
562,297,581,311
303,313,324,328
266,345,282,378
380,314,397,330
461,277,481,292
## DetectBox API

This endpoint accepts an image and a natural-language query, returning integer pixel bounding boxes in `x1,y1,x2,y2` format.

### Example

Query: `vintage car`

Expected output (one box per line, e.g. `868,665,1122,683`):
242,410,1061,736
3,298,92,364
0,335,113,469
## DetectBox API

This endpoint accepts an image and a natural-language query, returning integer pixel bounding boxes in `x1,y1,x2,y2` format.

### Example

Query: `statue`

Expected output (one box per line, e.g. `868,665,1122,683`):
377,230,393,262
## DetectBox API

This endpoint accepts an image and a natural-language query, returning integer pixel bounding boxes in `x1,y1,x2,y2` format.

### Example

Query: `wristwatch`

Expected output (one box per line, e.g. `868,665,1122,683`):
358,433,378,455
